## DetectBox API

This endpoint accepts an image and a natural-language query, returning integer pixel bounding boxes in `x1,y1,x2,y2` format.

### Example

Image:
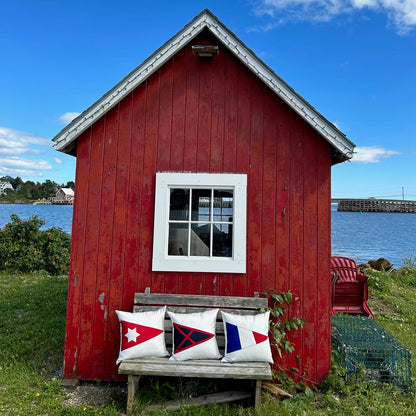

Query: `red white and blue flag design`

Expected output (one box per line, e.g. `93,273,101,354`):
173,323,214,354
225,322,268,354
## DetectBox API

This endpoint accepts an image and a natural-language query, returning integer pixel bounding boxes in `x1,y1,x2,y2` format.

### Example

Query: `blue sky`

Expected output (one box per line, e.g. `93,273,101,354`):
0,0,415,199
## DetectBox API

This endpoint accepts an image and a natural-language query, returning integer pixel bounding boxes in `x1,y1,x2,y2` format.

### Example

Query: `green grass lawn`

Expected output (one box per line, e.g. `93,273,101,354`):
0,270,416,415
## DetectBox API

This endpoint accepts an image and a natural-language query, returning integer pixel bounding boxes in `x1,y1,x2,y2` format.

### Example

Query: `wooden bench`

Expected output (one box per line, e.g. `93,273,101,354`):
118,290,273,414
331,256,374,318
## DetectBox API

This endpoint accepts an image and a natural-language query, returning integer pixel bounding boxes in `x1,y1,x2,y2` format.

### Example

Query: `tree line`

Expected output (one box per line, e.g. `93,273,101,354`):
0,176,74,202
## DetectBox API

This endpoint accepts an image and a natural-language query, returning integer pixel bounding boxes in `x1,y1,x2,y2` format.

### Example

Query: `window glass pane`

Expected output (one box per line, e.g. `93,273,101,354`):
190,223,210,256
168,223,188,256
191,189,211,222
213,190,233,222
169,189,189,221
213,223,232,257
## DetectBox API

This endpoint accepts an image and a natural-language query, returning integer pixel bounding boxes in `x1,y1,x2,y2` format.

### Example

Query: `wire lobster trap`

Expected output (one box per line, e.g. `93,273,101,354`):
331,314,412,390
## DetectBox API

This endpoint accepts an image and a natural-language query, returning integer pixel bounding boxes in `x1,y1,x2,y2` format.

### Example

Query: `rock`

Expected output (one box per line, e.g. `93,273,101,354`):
358,263,371,271
367,258,393,272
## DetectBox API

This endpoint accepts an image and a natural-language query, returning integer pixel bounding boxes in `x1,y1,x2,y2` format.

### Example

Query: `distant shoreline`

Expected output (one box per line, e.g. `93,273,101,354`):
0,200,33,205
0,200,73,206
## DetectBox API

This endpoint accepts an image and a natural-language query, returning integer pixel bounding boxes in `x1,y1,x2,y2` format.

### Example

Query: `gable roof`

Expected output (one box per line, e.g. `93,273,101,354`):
53,9,355,165
58,188,74,196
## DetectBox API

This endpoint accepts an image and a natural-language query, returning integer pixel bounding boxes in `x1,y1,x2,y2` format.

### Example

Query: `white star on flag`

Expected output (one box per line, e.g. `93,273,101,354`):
125,327,140,343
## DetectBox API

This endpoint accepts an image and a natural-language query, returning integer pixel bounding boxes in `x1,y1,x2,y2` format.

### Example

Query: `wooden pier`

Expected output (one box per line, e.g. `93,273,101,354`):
333,198,416,213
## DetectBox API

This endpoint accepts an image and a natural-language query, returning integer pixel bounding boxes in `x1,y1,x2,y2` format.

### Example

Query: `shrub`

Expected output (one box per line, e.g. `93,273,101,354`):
0,214,71,275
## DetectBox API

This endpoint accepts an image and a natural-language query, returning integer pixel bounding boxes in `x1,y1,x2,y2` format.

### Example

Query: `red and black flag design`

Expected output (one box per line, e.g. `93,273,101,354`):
173,323,214,354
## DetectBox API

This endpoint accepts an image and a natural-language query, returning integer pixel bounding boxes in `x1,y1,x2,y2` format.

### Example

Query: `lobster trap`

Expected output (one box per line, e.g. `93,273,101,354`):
331,315,412,390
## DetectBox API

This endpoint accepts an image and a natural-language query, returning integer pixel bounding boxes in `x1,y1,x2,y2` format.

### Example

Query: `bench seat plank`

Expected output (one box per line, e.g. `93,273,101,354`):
133,305,264,315
134,293,268,310
119,357,273,379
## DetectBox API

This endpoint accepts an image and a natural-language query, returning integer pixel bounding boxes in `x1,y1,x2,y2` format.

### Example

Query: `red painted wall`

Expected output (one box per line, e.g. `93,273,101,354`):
64,31,332,384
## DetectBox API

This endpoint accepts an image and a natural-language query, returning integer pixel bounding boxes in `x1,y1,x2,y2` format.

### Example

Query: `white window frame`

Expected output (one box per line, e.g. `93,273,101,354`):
152,172,247,273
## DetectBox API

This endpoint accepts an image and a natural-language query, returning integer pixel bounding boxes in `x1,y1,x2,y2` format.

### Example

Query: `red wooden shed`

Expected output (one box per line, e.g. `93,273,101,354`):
53,9,355,384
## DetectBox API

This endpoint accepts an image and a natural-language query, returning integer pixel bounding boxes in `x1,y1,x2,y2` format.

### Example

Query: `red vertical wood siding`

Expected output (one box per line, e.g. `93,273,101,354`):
64,31,332,384
316,136,332,381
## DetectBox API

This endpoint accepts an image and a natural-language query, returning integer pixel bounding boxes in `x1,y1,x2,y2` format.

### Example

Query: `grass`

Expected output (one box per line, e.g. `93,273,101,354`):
0,272,120,415
0,268,416,415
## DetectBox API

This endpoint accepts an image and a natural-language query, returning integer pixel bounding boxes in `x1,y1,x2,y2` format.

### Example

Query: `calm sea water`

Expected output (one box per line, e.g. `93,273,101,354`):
1,203,415,268
0,204,73,234
331,204,416,268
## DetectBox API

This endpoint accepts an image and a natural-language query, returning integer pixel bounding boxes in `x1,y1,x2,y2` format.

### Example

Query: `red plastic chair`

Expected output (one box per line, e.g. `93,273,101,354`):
331,256,374,318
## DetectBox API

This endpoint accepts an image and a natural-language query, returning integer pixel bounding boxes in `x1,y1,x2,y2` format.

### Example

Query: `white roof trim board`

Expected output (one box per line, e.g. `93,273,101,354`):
53,9,355,163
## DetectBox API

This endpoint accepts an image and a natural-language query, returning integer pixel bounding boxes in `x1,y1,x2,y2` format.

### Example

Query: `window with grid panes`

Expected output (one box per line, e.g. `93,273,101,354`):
152,172,247,273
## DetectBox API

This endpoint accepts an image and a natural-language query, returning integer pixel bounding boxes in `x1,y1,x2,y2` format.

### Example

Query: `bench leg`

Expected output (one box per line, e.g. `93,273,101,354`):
254,379,262,409
127,375,140,416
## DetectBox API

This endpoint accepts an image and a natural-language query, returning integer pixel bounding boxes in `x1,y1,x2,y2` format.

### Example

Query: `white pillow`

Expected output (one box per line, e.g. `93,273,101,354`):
115,307,169,364
167,309,222,361
221,310,273,363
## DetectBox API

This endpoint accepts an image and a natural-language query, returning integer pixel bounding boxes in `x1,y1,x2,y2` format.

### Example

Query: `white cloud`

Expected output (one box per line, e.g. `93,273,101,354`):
352,145,400,162
53,157,63,164
351,0,378,8
0,156,52,177
0,126,56,179
254,0,352,23
0,126,51,156
253,0,416,33
59,112,80,125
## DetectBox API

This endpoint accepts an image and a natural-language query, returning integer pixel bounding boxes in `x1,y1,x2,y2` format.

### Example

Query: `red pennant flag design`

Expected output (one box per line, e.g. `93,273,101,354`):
252,330,268,344
120,322,163,351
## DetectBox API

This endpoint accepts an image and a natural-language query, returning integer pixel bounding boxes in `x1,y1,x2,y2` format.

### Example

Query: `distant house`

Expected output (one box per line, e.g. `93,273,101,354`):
0,181,13,195
53,10,355,384
55,188,74,204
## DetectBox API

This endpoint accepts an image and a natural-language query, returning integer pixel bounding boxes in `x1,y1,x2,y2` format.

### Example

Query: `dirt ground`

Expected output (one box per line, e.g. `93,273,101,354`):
63,381,127,409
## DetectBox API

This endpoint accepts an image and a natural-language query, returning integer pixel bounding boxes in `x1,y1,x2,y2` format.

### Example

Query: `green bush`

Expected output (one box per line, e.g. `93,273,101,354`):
0,214,71,275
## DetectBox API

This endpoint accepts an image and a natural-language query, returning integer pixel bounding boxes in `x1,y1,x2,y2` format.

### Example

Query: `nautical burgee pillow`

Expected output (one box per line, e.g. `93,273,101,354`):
115,307,169,364
167,309,222,361
221,310,273,363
